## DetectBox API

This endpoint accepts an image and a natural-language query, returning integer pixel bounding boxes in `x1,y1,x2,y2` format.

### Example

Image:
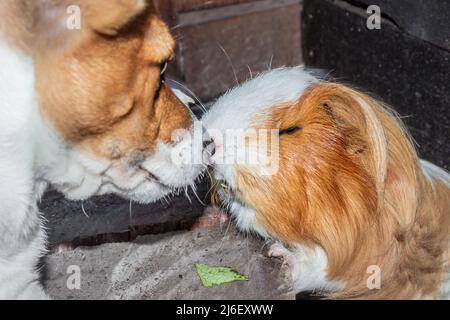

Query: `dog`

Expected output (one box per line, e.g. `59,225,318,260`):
0,0,213,299
204,67,450,299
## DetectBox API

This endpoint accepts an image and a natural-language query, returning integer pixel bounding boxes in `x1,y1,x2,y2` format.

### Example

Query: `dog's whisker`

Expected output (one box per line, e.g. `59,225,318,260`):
218,214,233,252
268,54,274,71
129,200,133,225
217,42,239,86
260,240,270,253
169,79,208,114
190,183,206,206
245,233,252,276
184,186,192,204
205,179,219,198
81,201,90,218
247,65,253,80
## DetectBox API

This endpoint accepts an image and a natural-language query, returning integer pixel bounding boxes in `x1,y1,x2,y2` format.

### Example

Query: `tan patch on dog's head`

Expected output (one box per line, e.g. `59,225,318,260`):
0,0,34,52
30,0,190,160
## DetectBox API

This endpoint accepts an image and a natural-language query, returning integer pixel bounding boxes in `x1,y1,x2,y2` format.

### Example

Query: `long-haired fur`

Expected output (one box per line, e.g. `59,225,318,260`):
215,82,450,299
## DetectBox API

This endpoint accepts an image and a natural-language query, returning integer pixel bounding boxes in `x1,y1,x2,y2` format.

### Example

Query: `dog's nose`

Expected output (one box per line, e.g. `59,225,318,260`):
203,138,216,156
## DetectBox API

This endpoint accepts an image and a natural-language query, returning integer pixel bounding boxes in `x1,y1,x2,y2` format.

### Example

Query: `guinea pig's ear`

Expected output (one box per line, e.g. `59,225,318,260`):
304,83,390,198
310,83,420,227
82,0,148,36
307,83,420,212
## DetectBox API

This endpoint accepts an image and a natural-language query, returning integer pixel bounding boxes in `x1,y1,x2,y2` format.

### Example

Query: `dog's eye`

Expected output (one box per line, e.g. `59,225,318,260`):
279,126,301,136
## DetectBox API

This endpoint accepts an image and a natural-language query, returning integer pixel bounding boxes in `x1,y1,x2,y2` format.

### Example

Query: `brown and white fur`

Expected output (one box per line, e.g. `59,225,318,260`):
204,67,450,299
0,0,212,299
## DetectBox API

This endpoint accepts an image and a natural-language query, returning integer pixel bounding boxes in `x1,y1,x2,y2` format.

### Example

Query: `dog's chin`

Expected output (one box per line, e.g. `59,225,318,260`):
47,133,208,203
99,180,173,204
55,171,175,204
54,162,202,204
51,155,204,204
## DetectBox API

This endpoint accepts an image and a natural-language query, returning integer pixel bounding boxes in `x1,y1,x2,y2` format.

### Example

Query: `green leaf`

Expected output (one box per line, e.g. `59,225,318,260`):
195,263,249,288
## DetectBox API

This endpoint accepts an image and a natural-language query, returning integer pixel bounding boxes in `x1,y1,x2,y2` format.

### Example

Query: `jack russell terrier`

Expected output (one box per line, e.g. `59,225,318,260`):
0,0,212,299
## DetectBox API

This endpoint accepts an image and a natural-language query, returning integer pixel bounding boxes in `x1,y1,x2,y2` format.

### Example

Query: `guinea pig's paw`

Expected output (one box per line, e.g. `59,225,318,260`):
190,206,230,230
268,243,295,269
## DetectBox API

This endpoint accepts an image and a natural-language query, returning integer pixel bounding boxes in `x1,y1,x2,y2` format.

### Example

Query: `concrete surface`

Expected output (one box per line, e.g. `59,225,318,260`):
44,225,294,300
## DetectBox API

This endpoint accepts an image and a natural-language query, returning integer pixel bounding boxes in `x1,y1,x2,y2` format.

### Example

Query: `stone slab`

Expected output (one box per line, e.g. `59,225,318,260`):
44,225,294,300
40,181,209,248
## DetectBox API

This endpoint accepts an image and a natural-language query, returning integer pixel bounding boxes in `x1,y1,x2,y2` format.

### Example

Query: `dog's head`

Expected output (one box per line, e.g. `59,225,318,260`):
204,67,422,286
32,0,212,203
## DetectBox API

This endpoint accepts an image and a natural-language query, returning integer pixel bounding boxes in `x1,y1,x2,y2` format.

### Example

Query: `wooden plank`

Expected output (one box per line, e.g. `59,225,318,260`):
177,0,261,13
154,0,263,24
41,181,209,250
178,2,303,100
178,0,302,27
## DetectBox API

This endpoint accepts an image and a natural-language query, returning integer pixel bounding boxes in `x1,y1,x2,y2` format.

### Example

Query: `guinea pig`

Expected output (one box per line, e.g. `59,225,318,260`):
202,67,450,299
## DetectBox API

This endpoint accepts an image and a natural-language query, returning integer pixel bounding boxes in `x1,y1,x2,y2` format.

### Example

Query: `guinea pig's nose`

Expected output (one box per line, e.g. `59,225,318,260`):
203,138,216,156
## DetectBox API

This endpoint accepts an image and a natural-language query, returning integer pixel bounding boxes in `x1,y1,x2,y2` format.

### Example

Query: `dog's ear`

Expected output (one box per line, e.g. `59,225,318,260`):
33,0,174,62
33,0,148,46
139,15,175,63
82,0,148,36
82,0,175,62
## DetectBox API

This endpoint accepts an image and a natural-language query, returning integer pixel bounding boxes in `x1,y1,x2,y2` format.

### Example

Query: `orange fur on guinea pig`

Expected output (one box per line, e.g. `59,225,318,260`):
204,67,450,299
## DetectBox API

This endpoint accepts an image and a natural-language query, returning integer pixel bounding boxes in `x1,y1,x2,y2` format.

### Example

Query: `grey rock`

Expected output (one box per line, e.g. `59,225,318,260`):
43,226,294,300
40,181,209,247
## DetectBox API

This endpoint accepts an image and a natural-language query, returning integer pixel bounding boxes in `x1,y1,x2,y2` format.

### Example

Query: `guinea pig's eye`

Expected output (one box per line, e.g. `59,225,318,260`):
279,126,301,136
